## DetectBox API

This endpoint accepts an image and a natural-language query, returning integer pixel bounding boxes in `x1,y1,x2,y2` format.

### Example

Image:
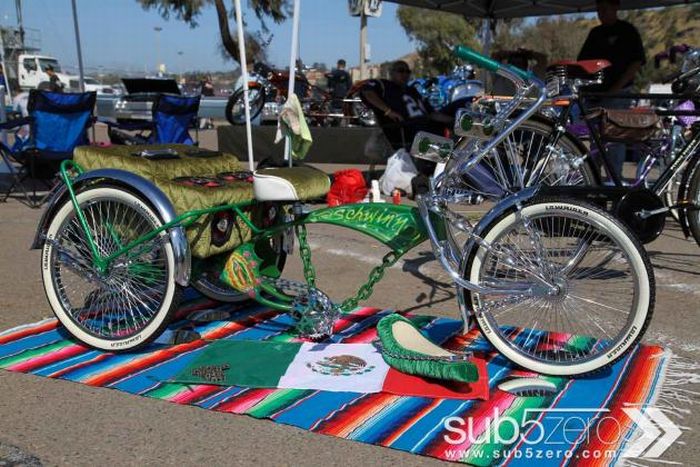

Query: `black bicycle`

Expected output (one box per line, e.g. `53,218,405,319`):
469,50,700,246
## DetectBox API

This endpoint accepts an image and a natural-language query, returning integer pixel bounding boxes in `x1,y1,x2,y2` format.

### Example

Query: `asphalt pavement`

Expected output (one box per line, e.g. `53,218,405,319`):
0,136,698,466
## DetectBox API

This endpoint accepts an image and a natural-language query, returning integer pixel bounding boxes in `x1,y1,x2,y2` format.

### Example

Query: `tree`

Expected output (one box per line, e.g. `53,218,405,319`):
492,16,592,63
138,0,290,64
490,5,699,90
396,6,479,75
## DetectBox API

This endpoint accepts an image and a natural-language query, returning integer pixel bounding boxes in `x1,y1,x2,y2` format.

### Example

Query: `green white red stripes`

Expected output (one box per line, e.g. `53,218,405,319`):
0,298,672,466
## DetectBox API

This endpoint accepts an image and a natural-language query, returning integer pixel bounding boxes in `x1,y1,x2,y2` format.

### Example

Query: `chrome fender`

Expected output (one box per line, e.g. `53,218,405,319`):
31,169,191,286
458,185,541,278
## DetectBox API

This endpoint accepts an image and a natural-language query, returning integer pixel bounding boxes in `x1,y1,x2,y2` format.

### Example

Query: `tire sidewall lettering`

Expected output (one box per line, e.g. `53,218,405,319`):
469,202,649,376
41,188,176,351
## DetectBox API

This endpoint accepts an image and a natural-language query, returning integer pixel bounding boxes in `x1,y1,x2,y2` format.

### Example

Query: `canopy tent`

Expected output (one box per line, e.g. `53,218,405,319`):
382,0,696,19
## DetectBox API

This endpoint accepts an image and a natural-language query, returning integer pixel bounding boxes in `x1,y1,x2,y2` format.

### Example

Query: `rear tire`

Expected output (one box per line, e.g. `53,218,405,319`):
41,187,182,352
225,86,266,126
191,204,289,302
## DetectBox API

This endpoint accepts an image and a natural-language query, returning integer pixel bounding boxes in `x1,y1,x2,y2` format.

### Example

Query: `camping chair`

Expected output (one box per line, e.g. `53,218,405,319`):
107,93,201,146
0,90,96,207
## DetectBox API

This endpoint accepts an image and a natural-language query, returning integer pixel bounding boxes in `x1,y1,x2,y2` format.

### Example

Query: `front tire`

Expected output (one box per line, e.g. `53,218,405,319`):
42,187,182,352
462,199,654,376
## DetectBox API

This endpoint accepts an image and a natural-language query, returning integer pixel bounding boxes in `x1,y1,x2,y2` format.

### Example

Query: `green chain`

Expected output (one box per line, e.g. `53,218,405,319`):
294,223,401,312
339,250,400,312
295,223,317,288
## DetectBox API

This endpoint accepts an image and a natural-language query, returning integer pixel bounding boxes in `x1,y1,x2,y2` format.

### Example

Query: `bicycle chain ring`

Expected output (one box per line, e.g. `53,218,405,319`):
290,288,340,340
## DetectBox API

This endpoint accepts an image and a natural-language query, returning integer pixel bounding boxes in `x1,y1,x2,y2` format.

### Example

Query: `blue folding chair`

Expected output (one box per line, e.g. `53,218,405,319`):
107,93,201,146
0,90,96,207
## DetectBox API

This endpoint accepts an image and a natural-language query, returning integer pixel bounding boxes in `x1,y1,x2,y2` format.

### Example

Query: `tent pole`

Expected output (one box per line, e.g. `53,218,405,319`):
70,0,85,92
480,17,494,91
284,0,301,166
0,30,11,103
359,8,367,80
481,18,493,55
234,0,255,171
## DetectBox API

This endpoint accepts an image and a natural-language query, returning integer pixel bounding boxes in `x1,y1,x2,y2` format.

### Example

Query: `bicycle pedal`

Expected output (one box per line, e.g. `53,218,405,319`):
291,288,340,339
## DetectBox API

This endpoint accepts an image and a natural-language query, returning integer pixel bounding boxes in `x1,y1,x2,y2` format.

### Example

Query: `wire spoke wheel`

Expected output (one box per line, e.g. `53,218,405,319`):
225,87,266,125
463,199,654,376
445,119,596,257
42,187,181,351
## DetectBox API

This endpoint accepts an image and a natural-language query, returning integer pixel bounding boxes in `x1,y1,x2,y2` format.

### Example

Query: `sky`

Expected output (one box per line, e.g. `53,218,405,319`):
0,0,416,75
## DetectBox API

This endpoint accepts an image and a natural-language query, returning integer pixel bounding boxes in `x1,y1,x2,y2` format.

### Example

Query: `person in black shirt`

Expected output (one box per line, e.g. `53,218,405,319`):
361,60,450,149
199,75,215,129
326,59,352,108
200,74,215,97
361,60,452,194
578,0,645,93
45,65,64,93
578,0,645,179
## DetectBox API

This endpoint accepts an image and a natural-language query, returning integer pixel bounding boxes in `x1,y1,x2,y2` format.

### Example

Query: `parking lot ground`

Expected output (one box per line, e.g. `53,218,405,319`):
0,161,698,466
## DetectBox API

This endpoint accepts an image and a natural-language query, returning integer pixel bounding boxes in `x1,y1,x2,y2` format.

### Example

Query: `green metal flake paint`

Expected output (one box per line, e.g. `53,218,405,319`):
305,203,428,253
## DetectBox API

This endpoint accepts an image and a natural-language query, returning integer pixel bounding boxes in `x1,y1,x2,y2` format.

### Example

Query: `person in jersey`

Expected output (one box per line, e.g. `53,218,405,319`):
361,60,451,146
360,60,453,194
578,0,645,179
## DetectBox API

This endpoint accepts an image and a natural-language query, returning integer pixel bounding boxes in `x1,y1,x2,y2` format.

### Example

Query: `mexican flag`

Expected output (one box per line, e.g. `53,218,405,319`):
174,340,488,400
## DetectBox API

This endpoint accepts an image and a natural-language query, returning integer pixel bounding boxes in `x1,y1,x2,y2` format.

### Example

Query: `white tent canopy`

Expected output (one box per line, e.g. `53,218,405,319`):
382,0,696,19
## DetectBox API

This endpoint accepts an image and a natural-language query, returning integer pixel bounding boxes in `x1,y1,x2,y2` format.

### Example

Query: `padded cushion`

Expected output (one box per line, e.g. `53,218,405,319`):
156,176,256,258
253,167,331,201
74,144,247,181
74,144,256,258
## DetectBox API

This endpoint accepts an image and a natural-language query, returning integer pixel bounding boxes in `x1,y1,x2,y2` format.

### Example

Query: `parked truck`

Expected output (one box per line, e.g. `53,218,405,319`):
1,26,79,98
15,54,78,90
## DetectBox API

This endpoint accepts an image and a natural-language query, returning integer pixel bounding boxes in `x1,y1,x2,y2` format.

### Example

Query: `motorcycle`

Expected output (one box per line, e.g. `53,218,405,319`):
411,64,484,111
225,62,366,127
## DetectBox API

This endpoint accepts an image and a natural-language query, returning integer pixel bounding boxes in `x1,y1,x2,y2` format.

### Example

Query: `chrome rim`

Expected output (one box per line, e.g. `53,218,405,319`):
472,208,641,366
50,198,170,340
232,89,264,123
446,125,593,255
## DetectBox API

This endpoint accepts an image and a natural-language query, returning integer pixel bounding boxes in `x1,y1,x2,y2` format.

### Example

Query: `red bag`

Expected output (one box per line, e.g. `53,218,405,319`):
327,169,368,206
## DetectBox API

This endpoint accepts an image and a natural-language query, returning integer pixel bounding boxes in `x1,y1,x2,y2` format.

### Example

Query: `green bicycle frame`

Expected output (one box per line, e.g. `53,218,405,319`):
58,161,432,297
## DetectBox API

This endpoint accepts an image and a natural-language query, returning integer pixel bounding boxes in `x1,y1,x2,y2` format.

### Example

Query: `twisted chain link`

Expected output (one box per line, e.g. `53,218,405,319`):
295,223,317,288
292,223,401,312
339,250,400,312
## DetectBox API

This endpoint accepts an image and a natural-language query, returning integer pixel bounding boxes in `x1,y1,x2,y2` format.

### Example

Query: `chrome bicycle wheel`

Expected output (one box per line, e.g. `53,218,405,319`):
462,199,654,376
42,187,181,351
445,119,597,255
